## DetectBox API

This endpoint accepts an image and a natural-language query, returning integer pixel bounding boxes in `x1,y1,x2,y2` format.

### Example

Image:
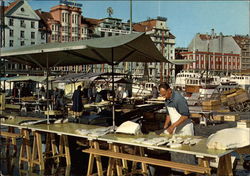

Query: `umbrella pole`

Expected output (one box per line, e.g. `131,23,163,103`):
46,54,50,124
111,49,115,131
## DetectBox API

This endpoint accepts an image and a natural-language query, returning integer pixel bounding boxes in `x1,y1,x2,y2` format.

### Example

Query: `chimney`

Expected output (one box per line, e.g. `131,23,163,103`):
219,32,223,53
211,28,215,39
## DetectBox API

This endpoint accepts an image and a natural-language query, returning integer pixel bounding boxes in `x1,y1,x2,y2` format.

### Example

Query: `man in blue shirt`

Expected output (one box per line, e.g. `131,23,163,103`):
159,83,193,135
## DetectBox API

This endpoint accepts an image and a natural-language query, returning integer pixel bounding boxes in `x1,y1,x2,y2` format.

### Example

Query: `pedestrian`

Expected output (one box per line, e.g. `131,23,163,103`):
152,86,159,99
72,85,83,119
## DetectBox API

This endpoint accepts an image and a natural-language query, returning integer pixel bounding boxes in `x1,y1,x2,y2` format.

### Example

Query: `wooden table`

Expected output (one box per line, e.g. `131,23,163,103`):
0,116,239,175
0,117,100,170
83,133,234,176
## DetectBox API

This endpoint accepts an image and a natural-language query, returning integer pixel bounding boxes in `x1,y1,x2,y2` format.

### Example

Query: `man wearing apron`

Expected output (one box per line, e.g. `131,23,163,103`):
159,83,195,176
159,83,193,136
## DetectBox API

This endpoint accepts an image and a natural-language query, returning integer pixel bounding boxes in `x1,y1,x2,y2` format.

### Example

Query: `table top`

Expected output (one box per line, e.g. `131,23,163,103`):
98,133,233,158
1,116,233,159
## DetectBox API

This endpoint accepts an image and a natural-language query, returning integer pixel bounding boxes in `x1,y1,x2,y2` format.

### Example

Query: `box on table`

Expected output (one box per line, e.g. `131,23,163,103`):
191,113,202,118
202,100,221,106
237,120,250,128
216,109,230,113
202,105,221,111
224,114,240,121
213,115,224,121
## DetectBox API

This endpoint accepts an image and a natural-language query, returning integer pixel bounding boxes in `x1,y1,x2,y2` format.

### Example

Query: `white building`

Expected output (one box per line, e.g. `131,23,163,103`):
3,0,46,48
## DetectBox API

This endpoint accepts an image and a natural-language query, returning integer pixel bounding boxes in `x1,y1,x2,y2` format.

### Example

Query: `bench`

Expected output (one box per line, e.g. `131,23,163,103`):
83,148,211,175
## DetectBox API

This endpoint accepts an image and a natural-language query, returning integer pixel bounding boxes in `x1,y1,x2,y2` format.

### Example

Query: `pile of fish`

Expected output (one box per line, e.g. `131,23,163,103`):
132,136,202,148
76,126,113,137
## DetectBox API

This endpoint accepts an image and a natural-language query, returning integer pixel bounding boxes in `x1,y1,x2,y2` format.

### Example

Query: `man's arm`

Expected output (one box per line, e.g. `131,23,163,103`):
167,115,188,134
163,115,171,129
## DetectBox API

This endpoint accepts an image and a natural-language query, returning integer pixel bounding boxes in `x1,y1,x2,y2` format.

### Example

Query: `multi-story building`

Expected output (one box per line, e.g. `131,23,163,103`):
49,3,82,43
1,0,46,75
182,29,248,75
94,17,130,37
133,17,176,82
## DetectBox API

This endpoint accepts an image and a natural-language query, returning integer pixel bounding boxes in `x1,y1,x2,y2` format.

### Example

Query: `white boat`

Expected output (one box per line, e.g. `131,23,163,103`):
174,71,220,93
132,82,156,96
229,75,250,90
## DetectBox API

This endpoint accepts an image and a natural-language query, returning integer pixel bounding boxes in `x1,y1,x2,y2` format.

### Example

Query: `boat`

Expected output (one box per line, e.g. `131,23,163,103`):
132,82,157,96
229,74,250,91
174,71,220,93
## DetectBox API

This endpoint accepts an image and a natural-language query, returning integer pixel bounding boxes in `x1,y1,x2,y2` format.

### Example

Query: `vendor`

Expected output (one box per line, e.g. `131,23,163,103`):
159,83,195,176
159,83,193,136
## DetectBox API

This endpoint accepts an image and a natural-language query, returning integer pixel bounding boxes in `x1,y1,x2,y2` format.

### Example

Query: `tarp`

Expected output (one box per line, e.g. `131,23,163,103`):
53,72,126,83
1,32,168,68
5,76,54,82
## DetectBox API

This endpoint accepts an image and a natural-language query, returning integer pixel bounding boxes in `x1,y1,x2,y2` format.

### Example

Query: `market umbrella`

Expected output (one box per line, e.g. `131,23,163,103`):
1,32,169,127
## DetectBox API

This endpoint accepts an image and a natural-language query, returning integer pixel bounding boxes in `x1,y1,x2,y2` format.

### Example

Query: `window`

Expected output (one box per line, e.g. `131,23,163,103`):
21,41,25,46
41,33,45,40
108,32,112,36
20,31,24,38
20,20,25,27
31,32,35,39
9,19,14,26
101,32,105,37
31,42,35,45
31,21,35,28
62,13,65,22
9,29,14,37
9,40,14,47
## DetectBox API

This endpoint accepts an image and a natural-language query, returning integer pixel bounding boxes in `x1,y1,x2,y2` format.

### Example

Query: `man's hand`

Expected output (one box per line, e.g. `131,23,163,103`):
167,125,175,134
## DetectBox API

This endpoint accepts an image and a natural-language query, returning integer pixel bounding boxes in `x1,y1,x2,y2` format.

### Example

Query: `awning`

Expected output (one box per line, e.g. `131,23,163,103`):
169,59,196,65
1,32,168,68
5,76,54,82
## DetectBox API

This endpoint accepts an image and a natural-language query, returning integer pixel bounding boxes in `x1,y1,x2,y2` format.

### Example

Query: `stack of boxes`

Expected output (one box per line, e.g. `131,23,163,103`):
202,99,221,111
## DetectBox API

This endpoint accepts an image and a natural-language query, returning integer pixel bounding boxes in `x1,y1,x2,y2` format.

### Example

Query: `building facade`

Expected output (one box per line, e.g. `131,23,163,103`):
133,17,176,82
1,0,46,75
182,29,249,75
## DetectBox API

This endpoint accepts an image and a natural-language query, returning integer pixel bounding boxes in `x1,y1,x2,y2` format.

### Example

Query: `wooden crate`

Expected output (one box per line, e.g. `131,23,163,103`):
213,115,224,121
44,110,63,116
216,109,230,113
202,105,221,111
191,113,202,118
226,96,236,105
237,120,250,128
235,92,249,103
224,114,240,121
220,95,227,103
202,100,221,106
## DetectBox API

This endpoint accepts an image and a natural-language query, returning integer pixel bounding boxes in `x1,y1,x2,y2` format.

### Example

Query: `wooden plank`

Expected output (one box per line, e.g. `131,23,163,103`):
5,104,21,109
0,131,22,138
217,154,233,176
83,148,211,174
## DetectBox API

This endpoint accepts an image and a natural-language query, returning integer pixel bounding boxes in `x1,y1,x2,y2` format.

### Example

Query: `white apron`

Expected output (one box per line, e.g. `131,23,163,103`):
167,107,194,136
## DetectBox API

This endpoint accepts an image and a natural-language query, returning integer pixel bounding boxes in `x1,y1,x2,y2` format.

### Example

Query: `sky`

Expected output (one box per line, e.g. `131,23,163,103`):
25,1,250,47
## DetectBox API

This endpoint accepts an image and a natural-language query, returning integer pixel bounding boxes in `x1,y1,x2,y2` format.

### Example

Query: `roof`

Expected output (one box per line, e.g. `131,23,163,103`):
133,23,153,32
1,32,169,68
233,35,250,49
4,0,20,14
35,10,54,31
199,34,219,40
